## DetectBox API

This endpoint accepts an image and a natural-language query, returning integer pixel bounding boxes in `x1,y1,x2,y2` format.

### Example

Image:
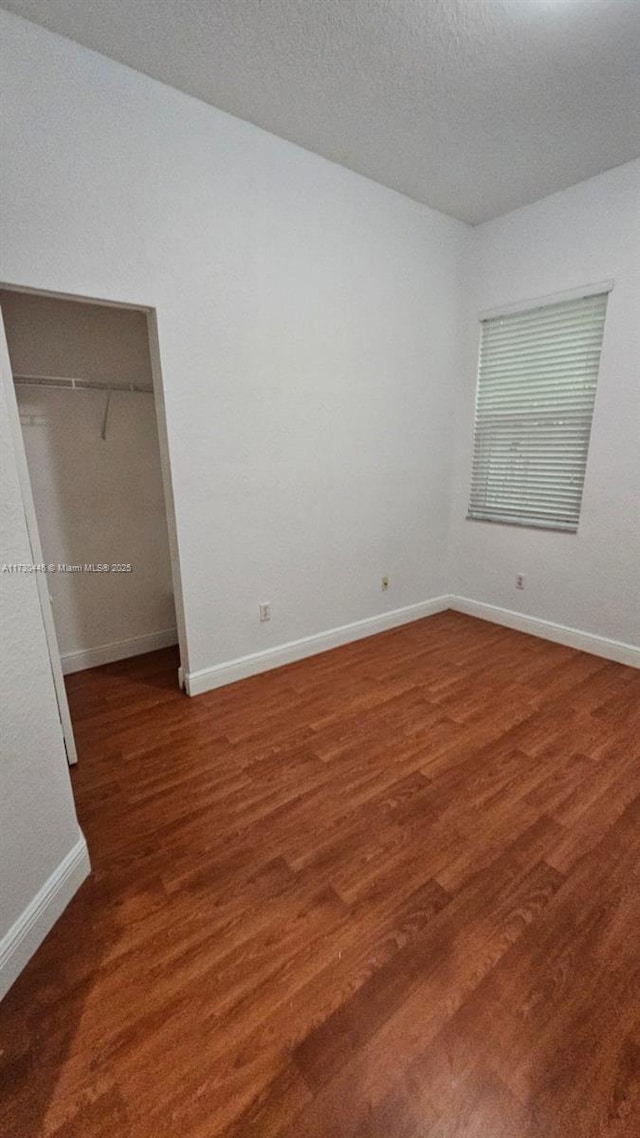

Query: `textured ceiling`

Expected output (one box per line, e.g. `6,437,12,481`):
3,0,640,223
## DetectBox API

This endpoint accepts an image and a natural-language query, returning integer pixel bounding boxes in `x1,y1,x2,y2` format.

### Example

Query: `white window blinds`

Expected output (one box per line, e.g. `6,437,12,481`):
467,290,609,532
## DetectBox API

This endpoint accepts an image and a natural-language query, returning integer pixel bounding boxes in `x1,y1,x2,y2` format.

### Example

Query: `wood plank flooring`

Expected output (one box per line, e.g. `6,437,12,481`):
1,610,639,1137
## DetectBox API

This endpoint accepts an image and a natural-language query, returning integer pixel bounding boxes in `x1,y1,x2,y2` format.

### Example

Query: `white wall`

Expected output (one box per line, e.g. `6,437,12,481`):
1,291,177,669
0,374,88,998
0,11,468,682
450,160,640,649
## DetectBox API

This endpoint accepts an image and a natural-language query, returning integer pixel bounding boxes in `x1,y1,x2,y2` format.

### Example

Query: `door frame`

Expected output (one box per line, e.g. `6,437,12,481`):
0,308,78,763
0,283,190,765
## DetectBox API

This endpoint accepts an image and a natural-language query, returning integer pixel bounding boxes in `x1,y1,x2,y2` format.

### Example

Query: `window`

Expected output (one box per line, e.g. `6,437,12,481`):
467,289,609,532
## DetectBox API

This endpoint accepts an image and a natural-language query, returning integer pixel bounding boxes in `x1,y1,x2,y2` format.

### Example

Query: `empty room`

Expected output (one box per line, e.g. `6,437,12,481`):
0,2,638,1136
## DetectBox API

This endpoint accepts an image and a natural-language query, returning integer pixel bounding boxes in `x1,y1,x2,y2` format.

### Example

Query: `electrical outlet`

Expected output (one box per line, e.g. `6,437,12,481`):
516,574,525,590
259,602,271,622
381,576,389,592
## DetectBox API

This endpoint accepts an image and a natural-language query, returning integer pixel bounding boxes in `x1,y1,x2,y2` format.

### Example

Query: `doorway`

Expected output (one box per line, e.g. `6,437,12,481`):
0,285,187,766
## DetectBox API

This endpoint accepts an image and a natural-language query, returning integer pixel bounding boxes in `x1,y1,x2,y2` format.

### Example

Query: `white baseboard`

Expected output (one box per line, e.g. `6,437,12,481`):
0,833,90,1001
450,596,640,669
61,628,178,674
186,591,639,697
185,596,451,695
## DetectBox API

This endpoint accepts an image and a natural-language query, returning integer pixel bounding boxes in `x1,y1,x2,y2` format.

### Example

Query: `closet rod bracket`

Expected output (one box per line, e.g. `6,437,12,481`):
101,389,112,441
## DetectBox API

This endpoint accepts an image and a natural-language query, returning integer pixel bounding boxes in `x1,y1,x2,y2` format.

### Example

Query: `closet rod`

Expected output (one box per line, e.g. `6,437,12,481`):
13,373,153,393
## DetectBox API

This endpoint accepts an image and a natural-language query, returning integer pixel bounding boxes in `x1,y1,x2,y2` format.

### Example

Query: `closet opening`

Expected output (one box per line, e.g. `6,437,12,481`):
0,285,187,767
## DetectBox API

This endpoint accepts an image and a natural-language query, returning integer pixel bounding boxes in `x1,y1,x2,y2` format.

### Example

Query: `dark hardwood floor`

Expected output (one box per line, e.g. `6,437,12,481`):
1,610,640,1137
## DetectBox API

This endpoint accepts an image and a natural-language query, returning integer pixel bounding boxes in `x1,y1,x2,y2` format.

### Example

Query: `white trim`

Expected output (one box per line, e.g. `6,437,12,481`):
0,278,151,312
1,310,79,765
479,279,614,322
450,596,639,669
61,628,178,673
146,309,191,688
0,833,90,1001
185,597,451,695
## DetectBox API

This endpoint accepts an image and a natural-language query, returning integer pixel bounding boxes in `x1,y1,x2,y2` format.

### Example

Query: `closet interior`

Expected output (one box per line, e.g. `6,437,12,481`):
1,288,178,679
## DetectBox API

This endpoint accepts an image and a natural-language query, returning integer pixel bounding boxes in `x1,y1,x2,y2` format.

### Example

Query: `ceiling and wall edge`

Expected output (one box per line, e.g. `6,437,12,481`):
2,1,639,224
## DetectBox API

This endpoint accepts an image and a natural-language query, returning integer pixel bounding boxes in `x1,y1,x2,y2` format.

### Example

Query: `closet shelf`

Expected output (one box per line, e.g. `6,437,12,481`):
13,373,153,393
13,374,153,440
